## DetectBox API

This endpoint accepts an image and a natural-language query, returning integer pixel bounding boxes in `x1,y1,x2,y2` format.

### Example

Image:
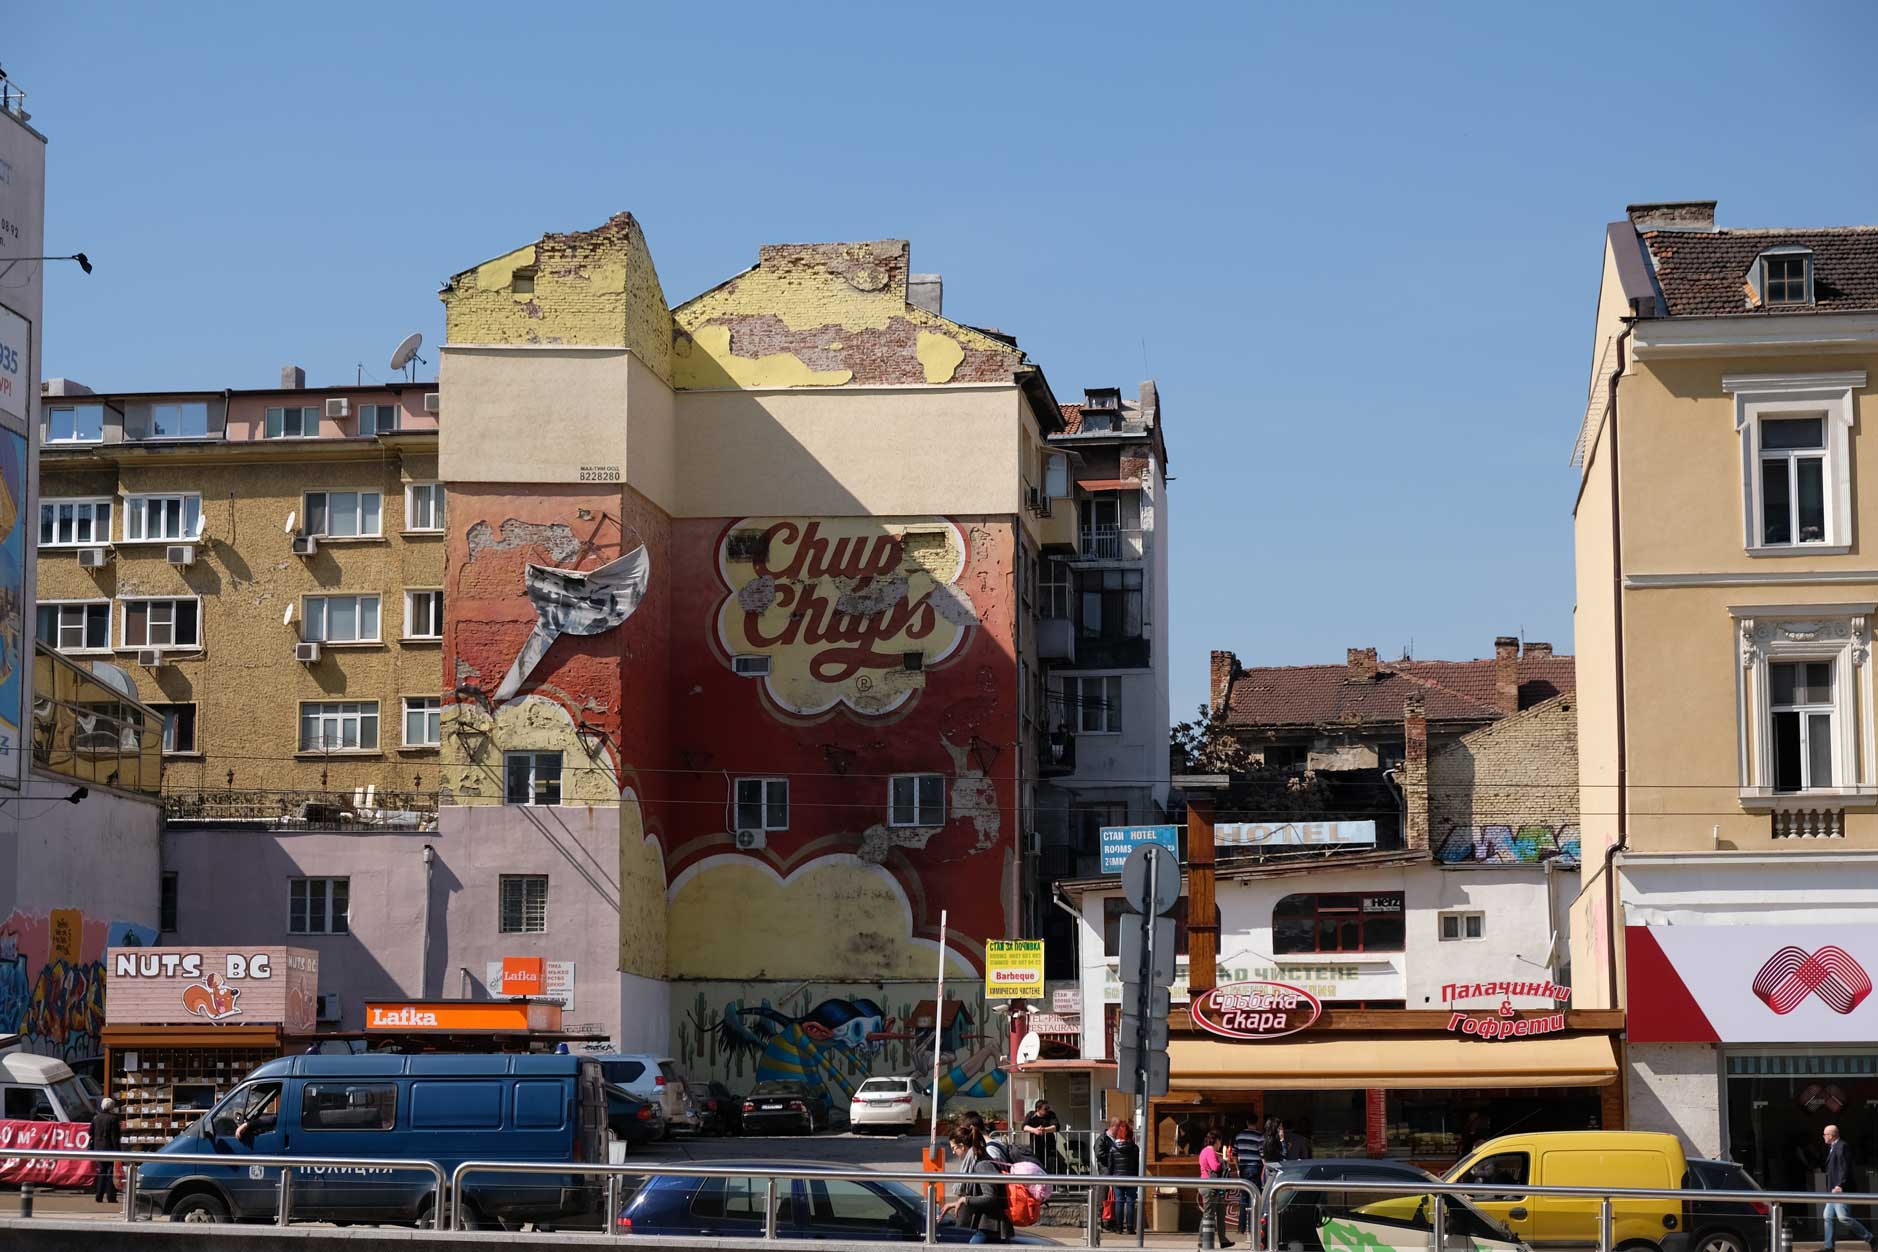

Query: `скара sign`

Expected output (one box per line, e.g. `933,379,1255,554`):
1192,980,1322,1040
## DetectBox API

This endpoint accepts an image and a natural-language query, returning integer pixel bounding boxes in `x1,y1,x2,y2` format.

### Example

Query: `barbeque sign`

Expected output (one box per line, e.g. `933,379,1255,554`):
1192,980,1322,1040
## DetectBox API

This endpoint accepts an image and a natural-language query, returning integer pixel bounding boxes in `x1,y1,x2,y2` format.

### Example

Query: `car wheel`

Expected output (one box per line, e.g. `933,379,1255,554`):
1696,1232,1747,1252
170,1193,232,1224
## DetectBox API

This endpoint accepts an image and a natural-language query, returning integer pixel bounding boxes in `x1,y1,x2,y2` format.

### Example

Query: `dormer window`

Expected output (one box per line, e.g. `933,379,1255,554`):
1756,248,1814,306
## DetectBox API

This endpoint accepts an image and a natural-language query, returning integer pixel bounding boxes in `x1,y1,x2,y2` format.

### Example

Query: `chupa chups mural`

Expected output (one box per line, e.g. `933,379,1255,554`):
0,910,157,1059
1434,822,1581,864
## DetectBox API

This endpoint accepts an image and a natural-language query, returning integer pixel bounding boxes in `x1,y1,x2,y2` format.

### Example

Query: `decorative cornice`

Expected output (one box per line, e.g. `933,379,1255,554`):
1627,570,1878,589
1721,370,1867,394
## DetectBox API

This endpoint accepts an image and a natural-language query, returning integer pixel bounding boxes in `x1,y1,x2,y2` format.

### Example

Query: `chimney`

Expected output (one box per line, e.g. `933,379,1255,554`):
1523,641,1553,659
1209,650,1240,711
1138,379,1160,427
1401,696,1429,851
908,274,943,316
1494,635,1521,714
1346,647,1379,684
281,364,306,390
1625,201,1716,232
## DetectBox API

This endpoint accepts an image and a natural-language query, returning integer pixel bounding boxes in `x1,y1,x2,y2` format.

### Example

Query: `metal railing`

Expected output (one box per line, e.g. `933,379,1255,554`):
1261,1174,1878,1252
0,1146,448,1230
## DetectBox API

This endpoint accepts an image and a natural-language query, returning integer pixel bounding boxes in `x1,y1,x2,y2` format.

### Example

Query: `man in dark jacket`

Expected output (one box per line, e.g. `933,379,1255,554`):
90,1096,122,1204
1823,1125,1873,1252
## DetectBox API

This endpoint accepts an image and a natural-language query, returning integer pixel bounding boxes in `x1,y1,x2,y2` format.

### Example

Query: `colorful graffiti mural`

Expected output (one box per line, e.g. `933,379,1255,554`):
1433,823,1581,864
0,911,156,1058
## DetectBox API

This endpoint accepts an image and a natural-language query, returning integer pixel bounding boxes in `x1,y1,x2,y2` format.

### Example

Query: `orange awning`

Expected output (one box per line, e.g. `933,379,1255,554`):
1168,1034,1618,1090
1077,478,1137,492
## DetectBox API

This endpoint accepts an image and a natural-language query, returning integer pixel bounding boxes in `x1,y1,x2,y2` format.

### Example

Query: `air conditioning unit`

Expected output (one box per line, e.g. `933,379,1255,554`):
732,655,771,676
316,993,342,1023
76,547,108,569
166,544,195,567
324,397,350,419
1025,485,1043,514
136,649,165,668
295,641,322,664
291,532,318,557
423,392,440,414
734,828,767,851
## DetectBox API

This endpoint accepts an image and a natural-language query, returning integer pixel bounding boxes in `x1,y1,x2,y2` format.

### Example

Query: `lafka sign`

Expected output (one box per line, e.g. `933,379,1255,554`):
716,518,975,717
1192,981,1323,1040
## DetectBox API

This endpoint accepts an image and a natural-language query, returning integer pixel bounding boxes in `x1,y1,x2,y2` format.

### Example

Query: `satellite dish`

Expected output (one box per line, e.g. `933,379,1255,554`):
389,332,425,379
282,603,294,626
1015,1032,1042,1066
283,510,297,535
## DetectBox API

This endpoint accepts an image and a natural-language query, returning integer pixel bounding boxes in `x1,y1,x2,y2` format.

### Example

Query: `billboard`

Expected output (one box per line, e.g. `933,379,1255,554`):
984,939,1044,999
105,947,320,1032
0,108,45,792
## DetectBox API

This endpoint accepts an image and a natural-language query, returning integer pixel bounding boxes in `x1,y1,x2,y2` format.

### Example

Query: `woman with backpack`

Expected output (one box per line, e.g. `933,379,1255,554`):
941,1124,1014,1244
1105,1118,1142,1235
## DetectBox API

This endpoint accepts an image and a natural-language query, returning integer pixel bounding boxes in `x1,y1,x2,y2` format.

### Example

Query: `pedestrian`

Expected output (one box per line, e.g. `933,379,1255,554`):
1262,1117,1285,1171
1107,1119,1142,1236
1096,1118,1120,1230
941,1124,1013,1245
90,1096,122,1204
961,1110,1010,1163
1823,1125,1875,1252
1024,1098,1062,1173
1199,1129,1235,1248
1231,1114,1267,1238
1286,1119,1314,1161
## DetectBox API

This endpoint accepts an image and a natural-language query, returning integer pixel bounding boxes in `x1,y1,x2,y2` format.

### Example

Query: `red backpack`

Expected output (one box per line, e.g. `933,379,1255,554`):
989,1158,1044,1227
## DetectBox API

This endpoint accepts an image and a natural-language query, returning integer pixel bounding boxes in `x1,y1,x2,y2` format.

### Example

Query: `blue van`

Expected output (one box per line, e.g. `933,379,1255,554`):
135,1052,608,1228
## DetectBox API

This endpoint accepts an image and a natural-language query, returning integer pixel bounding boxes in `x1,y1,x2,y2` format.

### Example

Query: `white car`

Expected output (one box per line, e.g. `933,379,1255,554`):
848,1076,920,1131
596,1054,697,1135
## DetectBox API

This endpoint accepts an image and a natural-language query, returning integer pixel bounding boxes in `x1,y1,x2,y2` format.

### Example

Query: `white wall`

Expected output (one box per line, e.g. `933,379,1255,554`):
1628,1041,1722,1158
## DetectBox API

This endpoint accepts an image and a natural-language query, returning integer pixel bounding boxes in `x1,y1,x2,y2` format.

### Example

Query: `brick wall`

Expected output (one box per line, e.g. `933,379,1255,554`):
1426,693,1580,864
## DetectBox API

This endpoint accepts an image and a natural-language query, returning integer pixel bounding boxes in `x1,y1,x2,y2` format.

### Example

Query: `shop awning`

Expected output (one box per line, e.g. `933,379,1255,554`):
1168,1034,1619,1090
1077,478,1138,492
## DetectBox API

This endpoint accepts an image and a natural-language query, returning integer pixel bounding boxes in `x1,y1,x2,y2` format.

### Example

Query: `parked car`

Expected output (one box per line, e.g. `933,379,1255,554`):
1268,1158,1454,1252
606,1083,666,1147
740,1081,831,1134
616,1165,1054,1242
0,1050,98,1123
689,1080,743,1136
134,1053,608,1229
595,1054,696,1135
848,1076,920,1133
1683,1158,1771,1252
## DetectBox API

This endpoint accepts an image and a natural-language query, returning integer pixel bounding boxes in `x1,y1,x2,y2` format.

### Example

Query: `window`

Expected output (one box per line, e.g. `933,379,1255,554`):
1080,569,1143,639
289,876,350,934
159,872,179,933
405,483,444,531
1439,911,1485,942
505,751,562,805
304,490,382,538
1459,1151,1530,1191
403,696,441,748
265,406,319,439
38,498,111,546
36,603,109,652
1041,560,1072,620
735,777,789,830
304,594,382,643
688,1177,774,1224
888,774,945,827
3,1088,56,1121
299,701,379,752
1762,252,1812,306
122,598,200,650
499,874,549,933
1771,660,1835,792
1065,675,1121,734
1272,892,1405,954
404,590,442,639
301,1083,396,1131
148,401,209,438
1726,372,1861,555
124,494,202,541
153,703,197,754
46,404,103,443
363,403,401,434
1102,894,1217,957
1080,496,1123,557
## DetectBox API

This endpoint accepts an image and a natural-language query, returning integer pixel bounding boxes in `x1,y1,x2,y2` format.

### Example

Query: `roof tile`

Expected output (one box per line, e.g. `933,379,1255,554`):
1223,655,1574,729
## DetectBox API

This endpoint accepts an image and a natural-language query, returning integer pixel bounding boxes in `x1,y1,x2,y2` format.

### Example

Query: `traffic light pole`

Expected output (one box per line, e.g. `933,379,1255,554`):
1133,846,1155,1247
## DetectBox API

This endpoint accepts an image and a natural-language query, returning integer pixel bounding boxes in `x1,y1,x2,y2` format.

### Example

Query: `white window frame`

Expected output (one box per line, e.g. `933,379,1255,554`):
1724,372,1863,556
402,696,441,748
120,596,202,651
123,493,203,542
734,777,789,831
505,751,563,806
298,701,381,754
404,482,444,532
147,400,210,439
45,403,104,444
888,773,945,828
38,497,113,547
153,702,197,755
1065,674,1122,735
288,877,350,935
1438,911,1485,942
1733,603,1878,810
403,589,443,640
363,403,401,435
303,489,384,539
303,594,382,644
37,600,112,653
265,405,320,439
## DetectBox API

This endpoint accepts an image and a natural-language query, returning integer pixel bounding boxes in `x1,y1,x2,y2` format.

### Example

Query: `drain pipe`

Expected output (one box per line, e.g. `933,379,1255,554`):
420,844,435,999
1601,323,1634,1002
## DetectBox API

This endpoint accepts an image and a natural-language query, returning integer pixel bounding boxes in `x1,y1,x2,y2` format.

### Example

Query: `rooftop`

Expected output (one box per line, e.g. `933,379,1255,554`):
1626,201,1878,317
1218,640,1573,730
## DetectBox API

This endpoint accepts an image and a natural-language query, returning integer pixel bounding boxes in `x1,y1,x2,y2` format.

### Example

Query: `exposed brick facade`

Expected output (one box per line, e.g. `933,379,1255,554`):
1424,692,1580,864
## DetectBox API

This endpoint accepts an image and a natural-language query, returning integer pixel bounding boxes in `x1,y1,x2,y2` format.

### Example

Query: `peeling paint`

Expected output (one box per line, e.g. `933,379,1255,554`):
464,518,582,564
916,331,965,384
736,574,777,613
833,575,908,616
943,738,1001,849
675,324,852,389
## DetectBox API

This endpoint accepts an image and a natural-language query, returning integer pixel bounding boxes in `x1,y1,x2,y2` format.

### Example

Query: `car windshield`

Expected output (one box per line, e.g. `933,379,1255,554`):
1689,1160,1760,1190
751,1082,805,1096
51,1077,96,1121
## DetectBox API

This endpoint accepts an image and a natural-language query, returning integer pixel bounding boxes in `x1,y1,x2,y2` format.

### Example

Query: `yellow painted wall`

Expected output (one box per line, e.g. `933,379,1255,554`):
618,788,667,979
438,694,619,806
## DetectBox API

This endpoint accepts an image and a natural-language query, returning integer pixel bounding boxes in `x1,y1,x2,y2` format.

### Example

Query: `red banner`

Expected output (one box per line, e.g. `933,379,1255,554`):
0,1120,97,1187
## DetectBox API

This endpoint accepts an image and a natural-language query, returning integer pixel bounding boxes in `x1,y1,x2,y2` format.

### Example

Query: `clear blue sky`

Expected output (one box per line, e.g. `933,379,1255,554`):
18,2,1878,718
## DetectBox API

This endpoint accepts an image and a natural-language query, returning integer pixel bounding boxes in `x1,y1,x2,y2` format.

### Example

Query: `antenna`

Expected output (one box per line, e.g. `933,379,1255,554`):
389,332,426,381
283,603,294,627
283,510,297,535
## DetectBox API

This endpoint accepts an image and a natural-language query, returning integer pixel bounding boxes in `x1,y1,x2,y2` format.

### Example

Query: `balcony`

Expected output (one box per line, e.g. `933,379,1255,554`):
1077,527,1145,561
1039,727,1076,778
1037,494,1081,555
1076,635,1151,670
1038,616,1076,663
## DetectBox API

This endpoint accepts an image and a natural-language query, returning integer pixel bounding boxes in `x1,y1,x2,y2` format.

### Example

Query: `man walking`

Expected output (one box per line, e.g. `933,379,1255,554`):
1231,1114,1266,1239
1824,1125,1873,1252
90,1096,122,1205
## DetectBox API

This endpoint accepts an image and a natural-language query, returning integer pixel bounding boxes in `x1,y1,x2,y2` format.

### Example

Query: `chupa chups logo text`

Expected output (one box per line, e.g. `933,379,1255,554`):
1753,945,1873,1015
1192,981,1322,1040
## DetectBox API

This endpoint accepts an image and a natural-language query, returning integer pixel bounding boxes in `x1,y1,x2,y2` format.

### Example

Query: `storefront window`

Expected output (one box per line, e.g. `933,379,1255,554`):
1383,1090,1600,1161
1726,1051,1878,1198
1273,892,1405,954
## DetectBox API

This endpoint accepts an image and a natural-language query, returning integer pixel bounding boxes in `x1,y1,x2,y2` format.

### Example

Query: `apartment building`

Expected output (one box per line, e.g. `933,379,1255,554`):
1572,200,1878,1176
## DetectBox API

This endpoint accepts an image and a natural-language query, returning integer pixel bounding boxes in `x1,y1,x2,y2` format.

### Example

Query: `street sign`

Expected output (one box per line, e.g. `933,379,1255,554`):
1119,1011,1169,1052
1118,915,1176,984
1115,1042,1169,1096
1102,824,1179,874
1121,844,1181,915
1120,982,1171,1019
984,940,1045,999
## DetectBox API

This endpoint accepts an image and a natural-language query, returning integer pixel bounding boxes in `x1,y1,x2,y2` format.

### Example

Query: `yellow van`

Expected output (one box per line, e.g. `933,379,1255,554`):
1444,1131,1690,1250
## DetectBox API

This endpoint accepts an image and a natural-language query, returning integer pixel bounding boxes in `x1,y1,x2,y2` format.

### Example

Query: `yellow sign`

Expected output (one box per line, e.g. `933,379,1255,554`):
985,940,1044,1000
48,909,81,964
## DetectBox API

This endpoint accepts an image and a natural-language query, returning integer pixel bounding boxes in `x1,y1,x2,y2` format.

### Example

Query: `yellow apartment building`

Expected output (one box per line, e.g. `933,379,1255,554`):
1572,200,1878,1171
35,371,443,821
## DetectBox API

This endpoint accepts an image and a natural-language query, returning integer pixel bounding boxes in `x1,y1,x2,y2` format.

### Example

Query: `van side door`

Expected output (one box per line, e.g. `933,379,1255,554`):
1454,1149,1537,1244
296,1081,402,1221
206,1080,289,1220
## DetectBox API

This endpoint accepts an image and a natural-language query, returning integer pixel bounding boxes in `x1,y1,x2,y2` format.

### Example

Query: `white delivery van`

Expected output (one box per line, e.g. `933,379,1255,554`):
0,1051,98,1123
